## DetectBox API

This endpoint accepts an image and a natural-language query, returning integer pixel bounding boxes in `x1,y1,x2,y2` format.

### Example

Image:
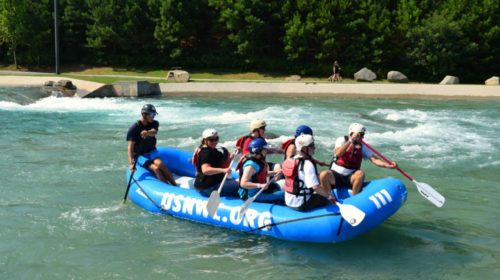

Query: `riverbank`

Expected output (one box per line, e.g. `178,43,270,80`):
0,74,499,99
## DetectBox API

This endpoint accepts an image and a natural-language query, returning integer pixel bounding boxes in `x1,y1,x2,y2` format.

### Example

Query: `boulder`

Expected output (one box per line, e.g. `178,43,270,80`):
485,76,499,85
42,79,77,97
285,75,301,81
387,71,408,83
440,75,459,85
166,70,190,82
354,67,376,82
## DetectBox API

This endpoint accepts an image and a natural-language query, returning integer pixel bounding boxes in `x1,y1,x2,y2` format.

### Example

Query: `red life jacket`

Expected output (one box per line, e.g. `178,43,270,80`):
236,155,268,185
236,135,253,155
335,136,363,170
282,158,314,196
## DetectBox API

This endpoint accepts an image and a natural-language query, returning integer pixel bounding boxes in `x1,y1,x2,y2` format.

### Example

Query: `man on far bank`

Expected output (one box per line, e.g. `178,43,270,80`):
330,123,396,195
126,104,176,186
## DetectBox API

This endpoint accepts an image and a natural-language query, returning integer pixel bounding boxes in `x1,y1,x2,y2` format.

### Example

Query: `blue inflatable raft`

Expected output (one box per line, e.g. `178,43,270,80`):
126,147,408,243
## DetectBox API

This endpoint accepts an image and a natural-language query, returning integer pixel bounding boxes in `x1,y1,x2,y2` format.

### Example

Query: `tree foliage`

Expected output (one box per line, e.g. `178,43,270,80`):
0,0,497,82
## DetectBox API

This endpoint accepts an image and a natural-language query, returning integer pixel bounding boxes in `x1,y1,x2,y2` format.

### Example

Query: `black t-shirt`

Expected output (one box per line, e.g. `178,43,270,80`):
126,120,159,155
194,147,226,190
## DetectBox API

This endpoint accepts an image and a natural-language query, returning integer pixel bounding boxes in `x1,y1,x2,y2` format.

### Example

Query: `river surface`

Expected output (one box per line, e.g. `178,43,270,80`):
0,87,499,279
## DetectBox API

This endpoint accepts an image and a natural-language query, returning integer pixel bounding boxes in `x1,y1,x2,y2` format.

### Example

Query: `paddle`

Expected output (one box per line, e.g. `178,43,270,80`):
360,139,445,207
335,201,366,226
238,176,279,219
122,160,137,204
206,151,238,217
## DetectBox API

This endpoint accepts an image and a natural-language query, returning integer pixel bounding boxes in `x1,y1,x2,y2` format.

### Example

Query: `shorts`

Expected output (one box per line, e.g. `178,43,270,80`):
137,149,161,168
293,194,330,212
330,170,354,189
197,179,239,197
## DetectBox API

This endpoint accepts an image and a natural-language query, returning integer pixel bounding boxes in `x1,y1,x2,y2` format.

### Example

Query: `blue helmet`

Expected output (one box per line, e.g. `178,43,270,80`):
248,138,269,154
295,125,313,137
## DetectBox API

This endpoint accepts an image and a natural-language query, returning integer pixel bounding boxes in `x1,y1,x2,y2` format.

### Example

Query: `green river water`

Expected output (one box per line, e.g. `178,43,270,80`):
0,87,499,279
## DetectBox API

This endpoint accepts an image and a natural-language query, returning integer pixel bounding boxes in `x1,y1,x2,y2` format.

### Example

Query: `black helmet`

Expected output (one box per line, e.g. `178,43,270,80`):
141,104,157,116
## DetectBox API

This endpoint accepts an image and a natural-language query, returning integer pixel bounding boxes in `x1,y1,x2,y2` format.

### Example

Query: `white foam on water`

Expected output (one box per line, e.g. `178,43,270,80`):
370,108,428,122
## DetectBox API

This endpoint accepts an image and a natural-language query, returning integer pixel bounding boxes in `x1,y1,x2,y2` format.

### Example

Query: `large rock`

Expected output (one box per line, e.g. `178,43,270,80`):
485,76,499,85
387,71,408,83
354,67,376,82
42,79,77,97
440,75,459,84
285,75,301,81
166,70,190,82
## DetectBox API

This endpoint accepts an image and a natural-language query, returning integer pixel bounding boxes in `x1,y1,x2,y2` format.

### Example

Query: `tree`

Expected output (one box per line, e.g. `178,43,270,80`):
208,0,283,67
0,0,52,67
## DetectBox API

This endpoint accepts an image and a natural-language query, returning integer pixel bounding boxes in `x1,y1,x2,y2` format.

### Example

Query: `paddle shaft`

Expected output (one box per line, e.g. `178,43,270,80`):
215,151,238,194
360,139,413,181
122,160,138,203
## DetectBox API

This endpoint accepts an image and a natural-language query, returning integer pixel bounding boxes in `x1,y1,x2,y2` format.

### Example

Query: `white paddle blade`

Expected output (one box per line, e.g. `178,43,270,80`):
206,191,220,217
414,180,445,207
238,199,253,219
337,203,366,227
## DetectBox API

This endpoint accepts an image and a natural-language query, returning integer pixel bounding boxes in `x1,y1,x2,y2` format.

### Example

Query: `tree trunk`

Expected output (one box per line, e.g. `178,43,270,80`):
13,48,18,69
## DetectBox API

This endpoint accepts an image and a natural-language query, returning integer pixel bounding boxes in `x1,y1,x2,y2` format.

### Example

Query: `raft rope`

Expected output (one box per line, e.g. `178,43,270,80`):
248,212,341,232
131,177,172,216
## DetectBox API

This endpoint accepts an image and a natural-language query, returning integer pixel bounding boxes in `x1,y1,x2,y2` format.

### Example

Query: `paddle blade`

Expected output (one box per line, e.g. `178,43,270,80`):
336,202,366,227
206,191,220,217
413,180,445,207
238,198,254,219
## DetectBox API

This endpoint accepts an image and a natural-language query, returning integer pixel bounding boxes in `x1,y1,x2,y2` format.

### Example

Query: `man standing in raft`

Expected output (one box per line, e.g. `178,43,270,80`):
126,104,176,185
330,123,397,195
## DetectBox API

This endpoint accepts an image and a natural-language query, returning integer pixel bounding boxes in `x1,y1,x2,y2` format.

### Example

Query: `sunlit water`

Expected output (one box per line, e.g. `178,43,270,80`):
0,87,499,279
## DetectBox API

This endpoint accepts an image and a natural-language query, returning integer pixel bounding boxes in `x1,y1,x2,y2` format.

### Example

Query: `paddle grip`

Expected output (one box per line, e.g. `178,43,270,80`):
360,140,414,181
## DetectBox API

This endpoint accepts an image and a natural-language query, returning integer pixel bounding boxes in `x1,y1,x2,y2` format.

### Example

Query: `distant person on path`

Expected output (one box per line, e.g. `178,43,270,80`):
127,104,177,185
192,128,239,197
329,60,342,82
329,123,397,195
283,134,338,211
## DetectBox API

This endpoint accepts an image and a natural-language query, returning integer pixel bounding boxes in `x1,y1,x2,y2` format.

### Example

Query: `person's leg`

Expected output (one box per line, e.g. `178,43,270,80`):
150,158,177,186
299,194,330,211
350,170,365,195
319,170,336,201
254,183,284,202
220,179,240,197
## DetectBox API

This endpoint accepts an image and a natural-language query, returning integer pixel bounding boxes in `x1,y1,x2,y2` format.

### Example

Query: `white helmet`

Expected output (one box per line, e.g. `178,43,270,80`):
295,134,314,152
349,123,366,134
250,119,267,132
202,128,218,139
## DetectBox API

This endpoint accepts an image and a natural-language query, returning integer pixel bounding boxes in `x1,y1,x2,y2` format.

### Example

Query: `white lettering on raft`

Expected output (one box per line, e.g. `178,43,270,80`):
160,192,272,230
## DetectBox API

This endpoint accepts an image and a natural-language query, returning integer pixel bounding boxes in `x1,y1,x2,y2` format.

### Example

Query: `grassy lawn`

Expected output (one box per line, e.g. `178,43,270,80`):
0,64,360,83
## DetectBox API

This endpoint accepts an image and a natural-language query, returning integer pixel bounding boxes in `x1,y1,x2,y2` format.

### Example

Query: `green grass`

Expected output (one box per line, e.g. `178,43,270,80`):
1,65,360,83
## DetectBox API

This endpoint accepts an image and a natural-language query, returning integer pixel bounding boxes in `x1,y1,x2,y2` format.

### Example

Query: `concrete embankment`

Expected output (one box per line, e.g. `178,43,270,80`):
158,82,500,99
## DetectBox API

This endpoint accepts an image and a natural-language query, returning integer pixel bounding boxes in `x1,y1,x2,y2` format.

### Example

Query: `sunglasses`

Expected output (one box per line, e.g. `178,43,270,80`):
148,112,157,118
259,126,266,130
207,137,219,142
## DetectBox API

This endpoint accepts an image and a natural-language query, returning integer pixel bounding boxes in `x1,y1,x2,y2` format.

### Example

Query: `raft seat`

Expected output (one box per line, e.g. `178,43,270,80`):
174,175,195,189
